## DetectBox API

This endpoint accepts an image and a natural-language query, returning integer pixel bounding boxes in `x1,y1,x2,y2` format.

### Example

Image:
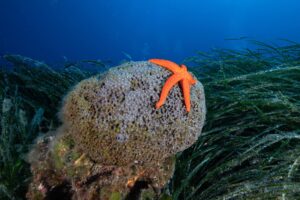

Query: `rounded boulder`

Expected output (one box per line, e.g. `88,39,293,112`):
61,61,206,166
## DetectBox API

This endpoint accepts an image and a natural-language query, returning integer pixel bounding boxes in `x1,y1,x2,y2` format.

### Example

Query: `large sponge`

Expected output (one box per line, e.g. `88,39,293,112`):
62,61,206,166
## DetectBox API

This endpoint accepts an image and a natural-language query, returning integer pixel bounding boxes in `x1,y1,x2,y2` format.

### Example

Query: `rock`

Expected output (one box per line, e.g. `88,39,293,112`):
62,61,206,166
27,61,206,199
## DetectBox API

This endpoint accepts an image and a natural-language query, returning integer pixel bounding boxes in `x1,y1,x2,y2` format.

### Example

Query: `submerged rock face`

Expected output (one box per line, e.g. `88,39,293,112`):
62,61,206,166
27,61,206,199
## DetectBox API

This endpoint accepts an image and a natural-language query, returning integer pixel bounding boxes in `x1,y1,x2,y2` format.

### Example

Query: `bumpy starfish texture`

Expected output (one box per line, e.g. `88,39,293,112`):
149,59,197,112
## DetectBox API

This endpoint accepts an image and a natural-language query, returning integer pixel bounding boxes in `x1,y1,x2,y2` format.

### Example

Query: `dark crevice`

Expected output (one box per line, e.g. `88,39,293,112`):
45,181,73,200
125,180,157,200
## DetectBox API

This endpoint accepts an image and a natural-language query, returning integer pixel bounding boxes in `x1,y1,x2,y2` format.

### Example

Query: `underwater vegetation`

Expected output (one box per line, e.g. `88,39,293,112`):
0,55,93,199
172,40,300,199
0,40,300,199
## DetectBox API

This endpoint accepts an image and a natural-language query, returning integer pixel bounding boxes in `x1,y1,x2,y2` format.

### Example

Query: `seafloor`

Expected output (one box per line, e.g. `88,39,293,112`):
0,40,300,200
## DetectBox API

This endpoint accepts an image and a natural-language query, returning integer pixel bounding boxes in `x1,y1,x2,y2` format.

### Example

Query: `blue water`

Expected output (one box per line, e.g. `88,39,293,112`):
1,0,300,64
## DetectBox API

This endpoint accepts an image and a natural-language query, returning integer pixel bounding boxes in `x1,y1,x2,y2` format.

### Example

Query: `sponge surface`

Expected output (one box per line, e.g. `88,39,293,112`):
62,61,206,165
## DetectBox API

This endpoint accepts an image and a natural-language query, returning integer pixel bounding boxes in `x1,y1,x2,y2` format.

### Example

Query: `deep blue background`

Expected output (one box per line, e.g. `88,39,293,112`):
1,0,300,64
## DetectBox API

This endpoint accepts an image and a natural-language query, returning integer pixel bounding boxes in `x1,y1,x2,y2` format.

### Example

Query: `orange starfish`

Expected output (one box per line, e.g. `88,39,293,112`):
149,59,197,112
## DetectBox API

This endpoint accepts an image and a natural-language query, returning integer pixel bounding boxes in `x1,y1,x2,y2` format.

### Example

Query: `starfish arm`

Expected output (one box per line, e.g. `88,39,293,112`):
190,77,197,85
156,74,183,109
149,59,182,73
180,79,191,112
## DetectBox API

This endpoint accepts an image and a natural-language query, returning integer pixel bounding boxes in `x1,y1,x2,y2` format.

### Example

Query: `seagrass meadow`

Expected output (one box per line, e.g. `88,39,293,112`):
1,40,300,200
